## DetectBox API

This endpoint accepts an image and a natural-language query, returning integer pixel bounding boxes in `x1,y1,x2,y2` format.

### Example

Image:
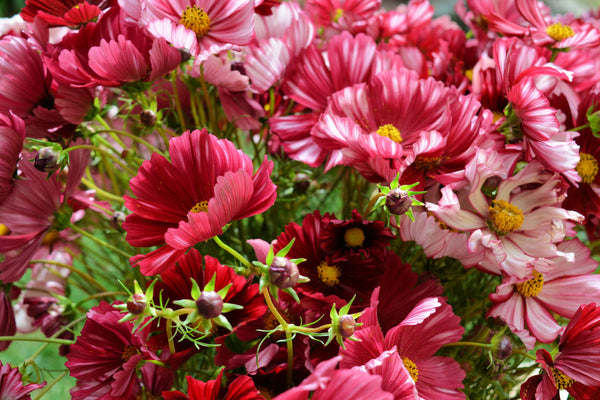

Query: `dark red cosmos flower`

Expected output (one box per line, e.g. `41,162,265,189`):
273,210,387,307
162,370,264,400
320,209,395,263
0,288,16,352
20,0,115,27
65,301,158,400
520,303,600,400
123,128,277,276
0,361,45,399
154,248,266,340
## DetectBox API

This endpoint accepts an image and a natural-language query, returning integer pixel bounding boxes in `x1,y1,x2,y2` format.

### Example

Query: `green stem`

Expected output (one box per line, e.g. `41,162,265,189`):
443,341,492,349
76,291,127,306
95,129,165,156
31,371,69,400
0,336,74,345
27,315,86,362
65,144,136,176
212,235,254,271
69,223,134,260
171,70,187,130
286,332,294,389
81,177,125,204
30,259,108,292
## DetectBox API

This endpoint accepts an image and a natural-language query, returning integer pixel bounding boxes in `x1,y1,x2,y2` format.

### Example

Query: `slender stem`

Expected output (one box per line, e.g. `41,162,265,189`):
0,336,74,345
285,332,294,389
95,128,165,156
77,291,127,305
27,315,86,362
81,177,125,204
199,67,216,132
171,70,187,130
166,319,176,355
65,144,136,176
513,348,538,361
213,235,254,271
292,323,332,334
69,223,134,260
31,371,69,400
262,287,288,329
444,341,492,349
30,259,108,292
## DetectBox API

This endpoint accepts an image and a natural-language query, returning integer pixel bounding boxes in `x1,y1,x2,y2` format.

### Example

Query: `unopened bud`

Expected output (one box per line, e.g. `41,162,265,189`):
492,336,512,360
385,188,411,215
126,293,147,315
293,173,311,194
337,314,356,338
195,291,223,319
268,256,299,289
111,211,126,229
140,110,157,127
34,147,60,173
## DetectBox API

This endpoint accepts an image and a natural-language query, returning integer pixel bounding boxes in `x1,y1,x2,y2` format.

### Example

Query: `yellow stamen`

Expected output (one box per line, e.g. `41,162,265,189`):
576,153,598,184
488,199,524,235
402,357,419,382
551,367,574,389
180,5,211,38
344,227,365,247
515,270,544,297
546,23,575,41
0,224,9,236
317,261,341,287
190,201,208,213
333,8,343,22
377,124,402,143
414,156,442,171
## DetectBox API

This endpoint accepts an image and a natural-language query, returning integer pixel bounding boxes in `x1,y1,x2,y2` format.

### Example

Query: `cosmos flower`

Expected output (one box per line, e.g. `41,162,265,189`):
488,239,600,348
123,128,277,275
0,112,25,205
66,301,159,400
20,0,115,27
162,370,264,400
520,303,600,400
0,361,45,399
0,288,16,352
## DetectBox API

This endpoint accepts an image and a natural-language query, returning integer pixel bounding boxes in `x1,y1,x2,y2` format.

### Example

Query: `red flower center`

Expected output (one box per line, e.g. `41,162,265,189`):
121,345,138,362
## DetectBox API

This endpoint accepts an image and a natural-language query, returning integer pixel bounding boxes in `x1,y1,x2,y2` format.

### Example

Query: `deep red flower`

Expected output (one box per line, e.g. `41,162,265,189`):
320,209,395,263
0,288,16,352
162,370,264,400
0,112,25,205
273,210,387,307
0,361,45,400
520,303,600,400
123,128,277,275
65,301,158,400
20,0,115,27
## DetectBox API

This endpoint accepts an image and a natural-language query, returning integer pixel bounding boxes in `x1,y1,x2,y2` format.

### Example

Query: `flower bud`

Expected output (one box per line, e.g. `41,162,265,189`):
195,291,223,319
385,188,411,215
140,110,157,127
293,173,311,194
492,335,512,360
126,293,147,315
337,314,356,338
111,211,126,229
34,147,60,173
268,256,299,289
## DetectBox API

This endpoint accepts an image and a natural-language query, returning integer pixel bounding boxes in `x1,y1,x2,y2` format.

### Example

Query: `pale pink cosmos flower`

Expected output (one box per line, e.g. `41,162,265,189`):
134,0,255,64
304,0,381,38
427,149,583,279
489,238,600,348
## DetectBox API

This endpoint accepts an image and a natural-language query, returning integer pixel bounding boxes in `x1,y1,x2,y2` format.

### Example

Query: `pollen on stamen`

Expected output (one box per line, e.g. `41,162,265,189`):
317,261,341,287
576,152,598,184
488,199,524,235
546,22,575,42
180,5,211,38
551,367,574,389
190,201,208,213
121,344,138,362
402,357,419,382
515,270,544,297
376,124,402,143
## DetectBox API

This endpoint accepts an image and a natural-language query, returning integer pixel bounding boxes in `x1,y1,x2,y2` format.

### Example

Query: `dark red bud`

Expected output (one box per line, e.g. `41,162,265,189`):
34,147,60,173
140,110,157,127
493,336,512,360
268,256,299,289
126,293,147,315
385,188,411,215
337,314,356,338
195,291,223,319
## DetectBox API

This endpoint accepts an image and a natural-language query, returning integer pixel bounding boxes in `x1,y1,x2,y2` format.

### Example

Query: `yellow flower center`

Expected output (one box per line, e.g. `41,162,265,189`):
546,23,575,41
414,156,442,171
333,8,343,22
576,153,598,184
317,261,341,287
121,344,138,362
402,357,419,382
180,5,211,38
488,199,524,235
551,367,574,389
376,124,402,143
190,201,208,213
515,270,544,297
344,227,365,247
0,224,9,236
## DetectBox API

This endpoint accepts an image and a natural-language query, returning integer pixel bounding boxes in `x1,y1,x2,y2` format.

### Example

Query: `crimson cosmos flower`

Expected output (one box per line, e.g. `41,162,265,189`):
162,370,264,400
123,128,277,275
0,361,45,400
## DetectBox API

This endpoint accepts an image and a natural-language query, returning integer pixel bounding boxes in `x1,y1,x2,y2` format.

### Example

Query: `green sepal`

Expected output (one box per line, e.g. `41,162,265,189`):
173,299,196,309
258,274,270,293
214,315,233,331
190,278,201,300
204,273,217,293
283,287,300,303
275,238,296,258
265,244,275,266
222,302,244,313
216,282,232,299
269,284,279,303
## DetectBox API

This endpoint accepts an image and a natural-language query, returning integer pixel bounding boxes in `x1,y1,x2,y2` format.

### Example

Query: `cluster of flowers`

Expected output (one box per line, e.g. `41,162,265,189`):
2,0,600,399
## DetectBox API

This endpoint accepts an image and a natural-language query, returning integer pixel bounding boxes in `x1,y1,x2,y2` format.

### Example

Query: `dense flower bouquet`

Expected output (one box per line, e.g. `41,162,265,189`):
2,0,600,398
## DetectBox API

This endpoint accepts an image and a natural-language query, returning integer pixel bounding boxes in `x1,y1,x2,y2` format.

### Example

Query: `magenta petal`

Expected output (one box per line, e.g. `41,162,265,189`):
88,36,148,83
